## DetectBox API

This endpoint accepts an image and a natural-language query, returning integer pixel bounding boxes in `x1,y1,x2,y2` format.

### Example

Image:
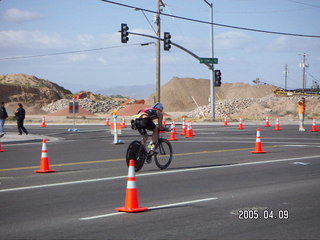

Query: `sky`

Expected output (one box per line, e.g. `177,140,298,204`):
0,0,319,94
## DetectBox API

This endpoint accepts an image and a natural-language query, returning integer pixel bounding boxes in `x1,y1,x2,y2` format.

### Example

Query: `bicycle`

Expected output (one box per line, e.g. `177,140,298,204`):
126,130,173,172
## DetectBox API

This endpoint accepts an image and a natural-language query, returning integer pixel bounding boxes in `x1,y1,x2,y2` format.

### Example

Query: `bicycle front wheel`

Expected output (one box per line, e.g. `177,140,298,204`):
154,139,173,170
126,140,146,172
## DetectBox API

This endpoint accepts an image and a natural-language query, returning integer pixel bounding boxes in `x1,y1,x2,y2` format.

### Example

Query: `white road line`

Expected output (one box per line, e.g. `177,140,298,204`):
1,155,319,193
80,197,218,220
175,140,320,145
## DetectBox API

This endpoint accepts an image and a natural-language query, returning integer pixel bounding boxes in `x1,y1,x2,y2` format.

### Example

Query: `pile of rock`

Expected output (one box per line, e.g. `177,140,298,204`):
42,98,124,114
187,98,262,118
187,95,320,119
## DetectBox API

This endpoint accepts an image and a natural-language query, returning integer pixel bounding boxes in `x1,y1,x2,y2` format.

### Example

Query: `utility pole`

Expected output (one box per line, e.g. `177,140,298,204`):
155,0,161,103
300,53,308,92
284,64,288,90
203,0,215,119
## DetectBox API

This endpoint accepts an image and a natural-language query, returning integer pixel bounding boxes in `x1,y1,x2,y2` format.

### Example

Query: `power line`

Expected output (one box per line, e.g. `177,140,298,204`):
100,0,320,38
287,0,320,9
135,9,156,34
0,43,149,61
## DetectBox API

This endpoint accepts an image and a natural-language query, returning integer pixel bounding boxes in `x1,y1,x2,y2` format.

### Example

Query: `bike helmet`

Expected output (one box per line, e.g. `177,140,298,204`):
152,102,163,111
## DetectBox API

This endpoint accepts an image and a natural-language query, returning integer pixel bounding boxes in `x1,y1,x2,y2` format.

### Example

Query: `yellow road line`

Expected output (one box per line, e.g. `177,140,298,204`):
0,145,280,172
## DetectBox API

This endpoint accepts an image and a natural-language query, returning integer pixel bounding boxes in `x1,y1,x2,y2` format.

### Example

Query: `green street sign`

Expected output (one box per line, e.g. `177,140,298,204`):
199,57,218,64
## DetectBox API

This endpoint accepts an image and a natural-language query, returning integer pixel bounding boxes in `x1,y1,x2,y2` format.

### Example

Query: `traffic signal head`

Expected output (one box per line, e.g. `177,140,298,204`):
121,23,129,43
164,32,171,51
215,70,222,87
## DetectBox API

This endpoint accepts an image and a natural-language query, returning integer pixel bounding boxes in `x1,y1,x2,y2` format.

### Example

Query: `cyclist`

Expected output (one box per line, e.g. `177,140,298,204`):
135,102,167,152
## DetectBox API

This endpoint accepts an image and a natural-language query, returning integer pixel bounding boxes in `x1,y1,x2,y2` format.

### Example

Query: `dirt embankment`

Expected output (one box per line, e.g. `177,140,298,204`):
145,77,276,112
145,77,319,119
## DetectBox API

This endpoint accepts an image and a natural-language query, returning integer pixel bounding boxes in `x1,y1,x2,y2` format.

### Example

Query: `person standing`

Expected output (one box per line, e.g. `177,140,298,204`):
298,97,306,131
0,102,8,137
15,103,29,135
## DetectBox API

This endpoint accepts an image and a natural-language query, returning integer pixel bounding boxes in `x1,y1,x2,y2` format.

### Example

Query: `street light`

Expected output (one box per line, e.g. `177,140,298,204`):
203,0,215,119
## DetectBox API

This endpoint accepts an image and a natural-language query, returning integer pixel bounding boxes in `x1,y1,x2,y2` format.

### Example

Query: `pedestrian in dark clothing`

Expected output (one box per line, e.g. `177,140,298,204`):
15,103,28,135
0,101,8,137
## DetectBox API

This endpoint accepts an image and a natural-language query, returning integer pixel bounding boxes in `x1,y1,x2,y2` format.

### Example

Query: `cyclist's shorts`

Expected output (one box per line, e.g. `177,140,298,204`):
135,118,156,135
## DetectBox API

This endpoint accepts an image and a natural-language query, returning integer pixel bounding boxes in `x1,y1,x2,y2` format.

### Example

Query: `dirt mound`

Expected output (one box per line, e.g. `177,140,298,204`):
216,83,275,99
145,77,276,111
145,77,210,111
5,102,48,115
117,104,150,117
0,74,72,105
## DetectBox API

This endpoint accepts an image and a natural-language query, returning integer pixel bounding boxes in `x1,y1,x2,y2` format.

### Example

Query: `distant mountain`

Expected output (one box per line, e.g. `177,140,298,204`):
97,84,155,99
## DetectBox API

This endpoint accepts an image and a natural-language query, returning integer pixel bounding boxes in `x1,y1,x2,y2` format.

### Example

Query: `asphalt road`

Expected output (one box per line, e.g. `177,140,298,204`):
1,123,320,239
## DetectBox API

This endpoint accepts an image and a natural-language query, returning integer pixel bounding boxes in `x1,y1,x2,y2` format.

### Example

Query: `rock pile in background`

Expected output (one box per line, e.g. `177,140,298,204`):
42,98,124,114
187,98,261,118
187,96,320,120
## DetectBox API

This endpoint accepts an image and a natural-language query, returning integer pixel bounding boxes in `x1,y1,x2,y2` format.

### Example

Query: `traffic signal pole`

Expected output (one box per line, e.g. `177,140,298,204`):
155,0,161,103
126,31,213,70
204,0,215,119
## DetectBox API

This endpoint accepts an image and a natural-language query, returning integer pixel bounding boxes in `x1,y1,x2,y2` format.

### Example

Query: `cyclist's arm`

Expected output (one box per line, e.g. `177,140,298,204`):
156,110,165,130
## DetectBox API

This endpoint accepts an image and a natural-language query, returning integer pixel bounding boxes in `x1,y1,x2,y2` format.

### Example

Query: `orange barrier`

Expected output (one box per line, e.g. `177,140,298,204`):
115,160,148,213
35,139,56,173
251,128,267,154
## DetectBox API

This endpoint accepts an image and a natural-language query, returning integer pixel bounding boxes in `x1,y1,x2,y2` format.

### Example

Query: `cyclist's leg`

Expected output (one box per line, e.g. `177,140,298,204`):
140,118,157,150
138,128,148,145
151,127,159,148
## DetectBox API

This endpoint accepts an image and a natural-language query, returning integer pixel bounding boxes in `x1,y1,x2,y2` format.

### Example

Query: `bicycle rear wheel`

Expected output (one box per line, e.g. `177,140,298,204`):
126,140,146,172
154,139,173,170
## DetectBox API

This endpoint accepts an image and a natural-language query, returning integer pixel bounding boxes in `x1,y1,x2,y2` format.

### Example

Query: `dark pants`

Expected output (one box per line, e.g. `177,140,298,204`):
17,119,28,134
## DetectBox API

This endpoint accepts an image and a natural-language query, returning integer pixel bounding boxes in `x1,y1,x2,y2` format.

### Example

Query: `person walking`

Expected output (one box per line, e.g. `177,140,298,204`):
298,97,306,131
0,102,8,137
15,103,29,135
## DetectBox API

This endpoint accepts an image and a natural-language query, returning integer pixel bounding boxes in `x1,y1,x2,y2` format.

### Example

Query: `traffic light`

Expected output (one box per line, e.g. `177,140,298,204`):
163,32,171,51
215,70,222,87
121,23,129,43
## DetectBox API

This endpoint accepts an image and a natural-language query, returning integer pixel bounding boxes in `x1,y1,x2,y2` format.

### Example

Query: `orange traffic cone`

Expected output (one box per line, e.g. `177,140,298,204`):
167,127,178,141
115,159,148,213
251,128,266,153
273,118,282,131
105,117,110,126
310,118,319,132
162,117,167,127
40,116,47,128
238,118,244,130
181,118,186,135
121,118,127,128
264,116,271,127
35,139,56,173
223,116,229,126
0,140,4,152
185,121,192,138
172,120,177,134
189,121,195,136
